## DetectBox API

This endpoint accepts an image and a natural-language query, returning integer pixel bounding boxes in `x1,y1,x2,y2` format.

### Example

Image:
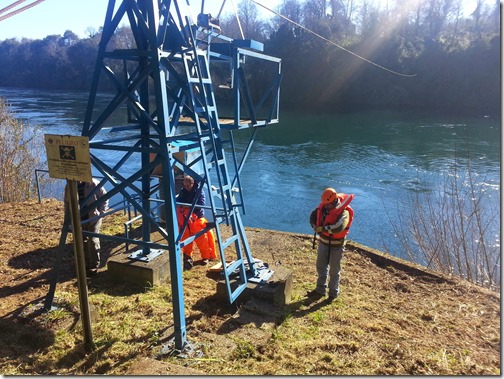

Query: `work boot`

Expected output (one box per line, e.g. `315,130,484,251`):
86,268,98,277
183,255,193,271
327,295,338,303
306,289,325,299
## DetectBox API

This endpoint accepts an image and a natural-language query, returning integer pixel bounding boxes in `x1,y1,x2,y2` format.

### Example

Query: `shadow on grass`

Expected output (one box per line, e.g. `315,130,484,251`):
2,237,130,304
87,273,149,297
0,245,75,302
0,300,56,362
196,291,337,336
54,341,116,374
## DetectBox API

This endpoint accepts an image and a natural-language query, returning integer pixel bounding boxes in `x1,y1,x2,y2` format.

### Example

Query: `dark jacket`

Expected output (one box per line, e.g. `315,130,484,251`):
177,182,205,218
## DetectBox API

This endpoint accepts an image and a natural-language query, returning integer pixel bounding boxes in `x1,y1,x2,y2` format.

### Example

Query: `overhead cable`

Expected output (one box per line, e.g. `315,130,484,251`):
0,0,46,22
229,0,244,39
0,0,28,15
251,0,416,77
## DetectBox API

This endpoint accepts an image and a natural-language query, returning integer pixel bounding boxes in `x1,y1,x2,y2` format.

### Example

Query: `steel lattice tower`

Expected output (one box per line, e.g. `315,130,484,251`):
47,0,281,349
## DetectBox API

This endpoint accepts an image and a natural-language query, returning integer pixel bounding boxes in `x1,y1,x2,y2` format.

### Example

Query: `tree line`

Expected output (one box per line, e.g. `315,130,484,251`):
0,0,499,114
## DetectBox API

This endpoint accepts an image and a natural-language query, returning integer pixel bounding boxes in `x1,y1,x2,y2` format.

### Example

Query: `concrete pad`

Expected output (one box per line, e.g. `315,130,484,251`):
107,251,171,287
216,265,293,306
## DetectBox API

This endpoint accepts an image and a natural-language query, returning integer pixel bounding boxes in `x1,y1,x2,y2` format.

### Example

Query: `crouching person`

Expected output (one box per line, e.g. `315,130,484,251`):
176,175,216,270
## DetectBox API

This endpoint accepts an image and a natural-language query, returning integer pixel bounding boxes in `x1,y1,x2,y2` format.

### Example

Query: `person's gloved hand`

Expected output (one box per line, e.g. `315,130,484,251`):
315,226,323,233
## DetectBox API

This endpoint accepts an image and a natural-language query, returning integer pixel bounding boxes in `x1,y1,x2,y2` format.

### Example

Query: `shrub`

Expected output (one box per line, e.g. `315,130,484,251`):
0,97,44,202
391,160,500,290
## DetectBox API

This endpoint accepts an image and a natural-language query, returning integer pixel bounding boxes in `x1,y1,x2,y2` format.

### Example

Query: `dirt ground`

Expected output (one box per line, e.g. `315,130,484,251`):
0,199,500,375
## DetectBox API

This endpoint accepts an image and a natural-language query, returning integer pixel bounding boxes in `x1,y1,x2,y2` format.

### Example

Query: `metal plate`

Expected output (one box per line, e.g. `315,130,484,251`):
128,249,164,262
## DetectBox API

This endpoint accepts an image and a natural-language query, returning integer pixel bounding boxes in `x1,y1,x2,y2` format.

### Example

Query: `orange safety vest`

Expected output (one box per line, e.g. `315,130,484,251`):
316,193,354,241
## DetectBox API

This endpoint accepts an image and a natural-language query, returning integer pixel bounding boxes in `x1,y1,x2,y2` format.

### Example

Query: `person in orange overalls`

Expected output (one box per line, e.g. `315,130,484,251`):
176,175,216,270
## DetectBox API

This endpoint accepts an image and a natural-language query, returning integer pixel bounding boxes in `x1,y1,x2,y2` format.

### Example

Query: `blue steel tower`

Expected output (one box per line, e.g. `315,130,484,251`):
78,0,281,349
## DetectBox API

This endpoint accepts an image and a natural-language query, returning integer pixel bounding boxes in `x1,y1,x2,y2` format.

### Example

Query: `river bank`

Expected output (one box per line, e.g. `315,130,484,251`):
0,199,500,375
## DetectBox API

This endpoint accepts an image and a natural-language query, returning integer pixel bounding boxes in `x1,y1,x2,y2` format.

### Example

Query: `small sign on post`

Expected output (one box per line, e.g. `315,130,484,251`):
44,134,95,351
44,134,92,182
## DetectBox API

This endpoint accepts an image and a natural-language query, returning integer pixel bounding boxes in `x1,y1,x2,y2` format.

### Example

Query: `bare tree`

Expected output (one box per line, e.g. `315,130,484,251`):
424,0,457,38
265,0,304,37
220,0,266,41
389,161,500,290
0,98,47,202
85,26,98,39
304,0,327,21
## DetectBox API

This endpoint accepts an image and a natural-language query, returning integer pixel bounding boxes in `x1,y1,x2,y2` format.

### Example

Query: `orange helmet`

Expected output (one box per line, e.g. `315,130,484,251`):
321,188,338,205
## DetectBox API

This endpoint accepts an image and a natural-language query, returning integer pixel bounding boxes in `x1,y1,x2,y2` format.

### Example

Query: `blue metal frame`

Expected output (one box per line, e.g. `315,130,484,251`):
47,0,281,351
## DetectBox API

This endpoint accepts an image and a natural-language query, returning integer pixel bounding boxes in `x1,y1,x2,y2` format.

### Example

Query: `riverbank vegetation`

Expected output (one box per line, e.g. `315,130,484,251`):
389,160,501,289
0,98,48,202
0,0,500,114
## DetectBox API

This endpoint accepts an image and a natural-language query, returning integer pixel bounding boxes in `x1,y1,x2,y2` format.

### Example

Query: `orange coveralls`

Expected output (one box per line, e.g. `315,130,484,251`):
177,207,216,260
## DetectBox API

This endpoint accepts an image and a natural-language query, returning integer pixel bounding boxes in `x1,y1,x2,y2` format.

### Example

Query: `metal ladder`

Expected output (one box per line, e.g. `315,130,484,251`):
182,48,257,303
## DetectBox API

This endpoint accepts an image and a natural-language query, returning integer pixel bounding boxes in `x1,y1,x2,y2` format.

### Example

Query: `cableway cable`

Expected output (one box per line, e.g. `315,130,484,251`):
0,0,28,15
251,0,416,78
229,0,244,39
0,0,45,22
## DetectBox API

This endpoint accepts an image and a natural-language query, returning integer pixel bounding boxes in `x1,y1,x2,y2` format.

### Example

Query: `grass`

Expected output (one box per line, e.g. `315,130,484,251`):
0,201,500,375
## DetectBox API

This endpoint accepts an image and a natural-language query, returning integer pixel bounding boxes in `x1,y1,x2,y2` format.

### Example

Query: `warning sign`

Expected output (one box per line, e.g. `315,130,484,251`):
44,134,92,182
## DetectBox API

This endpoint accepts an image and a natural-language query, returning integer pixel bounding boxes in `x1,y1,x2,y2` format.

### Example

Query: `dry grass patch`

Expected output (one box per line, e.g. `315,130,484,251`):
0,200,500,375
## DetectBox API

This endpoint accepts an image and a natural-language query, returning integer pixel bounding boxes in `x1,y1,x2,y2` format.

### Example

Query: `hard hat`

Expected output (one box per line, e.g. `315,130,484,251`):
321,188,337,204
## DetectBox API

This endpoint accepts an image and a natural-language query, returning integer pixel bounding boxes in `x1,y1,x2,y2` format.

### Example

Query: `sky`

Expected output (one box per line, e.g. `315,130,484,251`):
0,0,281,40
0,0,495,41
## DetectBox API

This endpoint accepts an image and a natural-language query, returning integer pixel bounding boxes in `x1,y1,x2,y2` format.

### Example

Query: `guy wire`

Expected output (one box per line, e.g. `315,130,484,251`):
230,0,245,39
251,0,416,78
0,0,28,15
0,0,45,22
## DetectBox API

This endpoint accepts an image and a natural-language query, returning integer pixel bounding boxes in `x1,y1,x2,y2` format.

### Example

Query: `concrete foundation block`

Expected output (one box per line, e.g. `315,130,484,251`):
216,266,293,306
107,251,171,287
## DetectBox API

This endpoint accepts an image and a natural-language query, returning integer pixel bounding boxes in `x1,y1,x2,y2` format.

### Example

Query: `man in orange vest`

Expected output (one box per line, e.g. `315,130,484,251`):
308,188,354,302
176,175,216,270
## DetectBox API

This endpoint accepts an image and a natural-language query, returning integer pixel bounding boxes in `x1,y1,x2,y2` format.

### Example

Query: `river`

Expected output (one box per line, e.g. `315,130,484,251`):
0,87,500,263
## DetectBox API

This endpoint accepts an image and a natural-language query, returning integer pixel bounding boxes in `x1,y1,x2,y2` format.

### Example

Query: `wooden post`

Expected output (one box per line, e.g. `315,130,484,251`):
66,180,95,351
